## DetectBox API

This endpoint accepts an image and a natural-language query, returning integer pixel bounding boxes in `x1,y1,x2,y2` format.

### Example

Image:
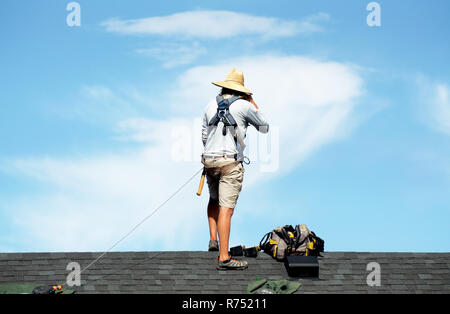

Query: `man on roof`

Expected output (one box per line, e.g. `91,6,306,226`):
201,68,269,270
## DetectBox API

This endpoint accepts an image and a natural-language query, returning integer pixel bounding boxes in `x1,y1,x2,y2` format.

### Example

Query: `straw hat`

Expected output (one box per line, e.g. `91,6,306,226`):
212,68,252,95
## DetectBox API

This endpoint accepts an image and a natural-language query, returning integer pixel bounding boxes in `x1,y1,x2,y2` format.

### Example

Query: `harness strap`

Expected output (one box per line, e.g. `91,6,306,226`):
216,95,241,110
208,94,246,161
208,95,242,128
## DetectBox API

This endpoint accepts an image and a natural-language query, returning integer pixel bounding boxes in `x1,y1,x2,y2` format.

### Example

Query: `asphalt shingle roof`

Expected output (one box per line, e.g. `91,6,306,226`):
0,251,449,294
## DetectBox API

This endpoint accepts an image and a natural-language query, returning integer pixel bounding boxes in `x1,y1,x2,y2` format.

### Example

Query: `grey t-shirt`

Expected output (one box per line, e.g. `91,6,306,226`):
201,95,269,160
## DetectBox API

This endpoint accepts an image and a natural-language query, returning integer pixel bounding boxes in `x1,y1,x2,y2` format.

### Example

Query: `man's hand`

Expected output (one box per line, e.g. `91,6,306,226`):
246,95,259,109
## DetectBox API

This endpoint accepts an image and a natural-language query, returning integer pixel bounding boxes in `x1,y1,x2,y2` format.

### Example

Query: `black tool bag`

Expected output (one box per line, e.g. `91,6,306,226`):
259,224,325,261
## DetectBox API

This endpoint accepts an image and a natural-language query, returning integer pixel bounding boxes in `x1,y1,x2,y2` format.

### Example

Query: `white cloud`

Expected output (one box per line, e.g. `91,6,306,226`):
101,10,329,39
8,133,206,252
49,84,154,126
427,83,450,135
416,77,450,136
4,54,364,252
136,41,207,68
432,84,450,135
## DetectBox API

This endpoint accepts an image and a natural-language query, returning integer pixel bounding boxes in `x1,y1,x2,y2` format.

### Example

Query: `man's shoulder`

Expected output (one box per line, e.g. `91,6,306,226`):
234,97,249,104
204,98,217,111
232,98,251,112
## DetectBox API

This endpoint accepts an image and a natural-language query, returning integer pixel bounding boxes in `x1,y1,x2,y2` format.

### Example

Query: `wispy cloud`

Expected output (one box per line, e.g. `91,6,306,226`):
47,84,158,127
416,76,450,136
101,10,330,39
136,42,207,68
428,83,450,135
6,114,207,252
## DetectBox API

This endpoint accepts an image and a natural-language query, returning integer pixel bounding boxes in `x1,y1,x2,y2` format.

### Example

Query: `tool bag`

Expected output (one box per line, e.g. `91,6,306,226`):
259,224,324,261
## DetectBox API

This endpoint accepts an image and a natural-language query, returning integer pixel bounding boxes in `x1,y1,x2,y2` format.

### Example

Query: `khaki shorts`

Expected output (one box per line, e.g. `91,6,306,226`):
201,156,245,209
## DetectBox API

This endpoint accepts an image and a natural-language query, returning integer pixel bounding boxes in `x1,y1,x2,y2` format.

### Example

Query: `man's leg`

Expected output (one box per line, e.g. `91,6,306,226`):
207,198,220,241
217,206,234,261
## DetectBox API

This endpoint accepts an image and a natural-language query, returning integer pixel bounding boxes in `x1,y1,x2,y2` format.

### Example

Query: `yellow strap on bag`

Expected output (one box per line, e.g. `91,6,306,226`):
268,239,279,258
305,242,315,256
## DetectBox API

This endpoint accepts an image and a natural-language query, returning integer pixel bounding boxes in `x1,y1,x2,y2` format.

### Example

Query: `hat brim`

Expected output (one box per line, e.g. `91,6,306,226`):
212,81,252,95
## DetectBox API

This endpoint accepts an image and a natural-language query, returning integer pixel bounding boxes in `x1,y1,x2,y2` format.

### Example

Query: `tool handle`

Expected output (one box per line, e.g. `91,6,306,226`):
196,172,206,196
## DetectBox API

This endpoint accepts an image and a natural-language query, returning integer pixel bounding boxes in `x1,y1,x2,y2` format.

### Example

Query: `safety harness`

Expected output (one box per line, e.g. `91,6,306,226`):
208,94,247,161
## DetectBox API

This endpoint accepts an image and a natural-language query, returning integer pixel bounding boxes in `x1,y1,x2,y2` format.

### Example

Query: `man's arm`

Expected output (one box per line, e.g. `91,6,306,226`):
245,96,269,133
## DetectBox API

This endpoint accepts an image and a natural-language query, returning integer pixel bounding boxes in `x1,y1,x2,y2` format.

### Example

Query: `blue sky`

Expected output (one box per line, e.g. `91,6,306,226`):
0,0,449,253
